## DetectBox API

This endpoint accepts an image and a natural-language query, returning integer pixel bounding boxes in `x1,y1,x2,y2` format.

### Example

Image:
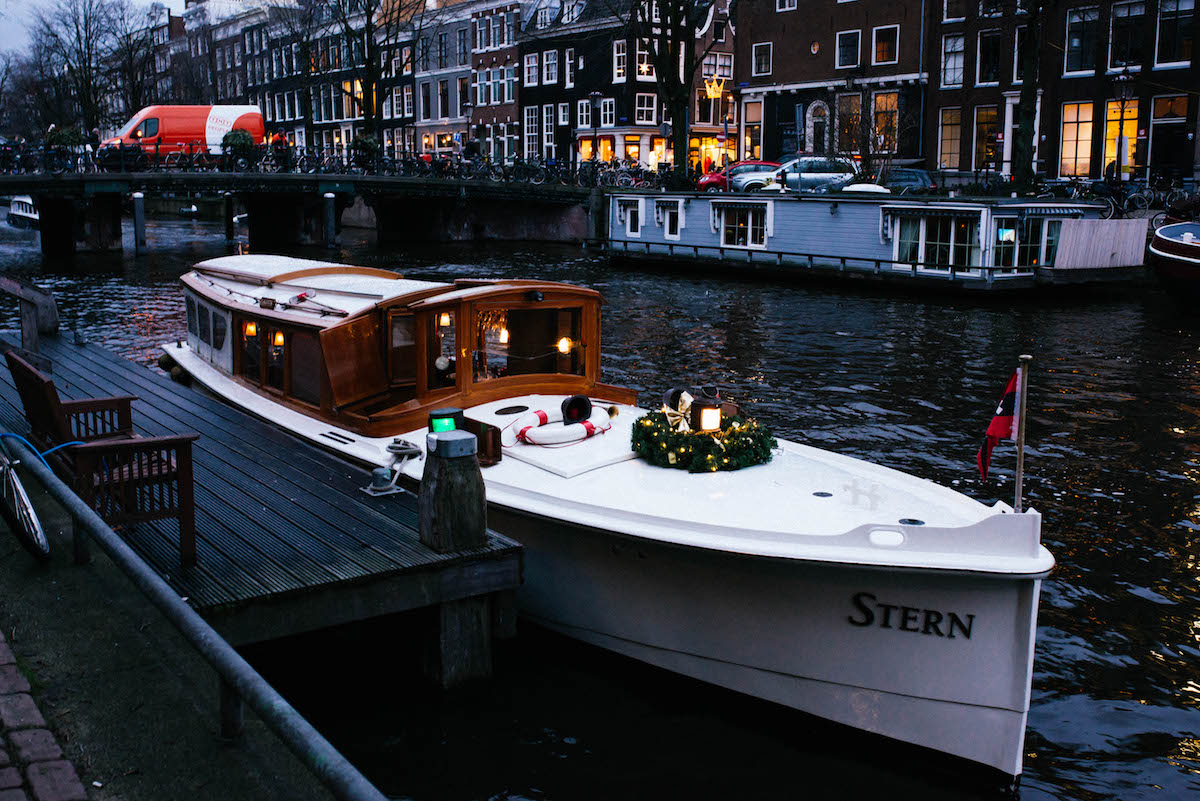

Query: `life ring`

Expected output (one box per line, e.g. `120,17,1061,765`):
504,406,613,446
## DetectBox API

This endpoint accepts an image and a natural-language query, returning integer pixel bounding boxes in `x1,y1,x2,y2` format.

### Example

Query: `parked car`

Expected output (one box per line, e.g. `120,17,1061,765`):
697,160,781,191
877,167,938,193
732,156,859,192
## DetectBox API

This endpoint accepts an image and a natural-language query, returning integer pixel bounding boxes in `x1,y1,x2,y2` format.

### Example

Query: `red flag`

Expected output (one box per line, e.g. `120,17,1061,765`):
977,369,1021,481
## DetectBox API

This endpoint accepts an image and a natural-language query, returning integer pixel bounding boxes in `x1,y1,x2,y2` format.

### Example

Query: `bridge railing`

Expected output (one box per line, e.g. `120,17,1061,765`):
0,143,684,189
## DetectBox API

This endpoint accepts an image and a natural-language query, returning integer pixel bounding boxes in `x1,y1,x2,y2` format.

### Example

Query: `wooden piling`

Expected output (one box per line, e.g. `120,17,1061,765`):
323,192,336,249
132,192,146,254
418,429,491,687
224,192,235,242
418,430,486,553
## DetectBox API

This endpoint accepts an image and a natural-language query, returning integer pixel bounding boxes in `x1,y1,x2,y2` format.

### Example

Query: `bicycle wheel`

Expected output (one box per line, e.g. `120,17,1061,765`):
0,455,49,561
1125,192,1150,214
1151,211,1170,230
1096,195,1117,219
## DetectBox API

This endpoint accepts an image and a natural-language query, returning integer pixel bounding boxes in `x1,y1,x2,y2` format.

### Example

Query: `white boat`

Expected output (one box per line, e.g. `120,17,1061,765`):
7,196,38,229
164,254,1052,782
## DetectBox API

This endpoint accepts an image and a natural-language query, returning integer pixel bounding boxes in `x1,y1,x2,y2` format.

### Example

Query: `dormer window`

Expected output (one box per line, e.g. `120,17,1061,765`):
563,1,583,23
536,7,550,28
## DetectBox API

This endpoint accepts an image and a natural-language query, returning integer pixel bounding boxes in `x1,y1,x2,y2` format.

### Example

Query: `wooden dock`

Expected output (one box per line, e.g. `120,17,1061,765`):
0,333,522,662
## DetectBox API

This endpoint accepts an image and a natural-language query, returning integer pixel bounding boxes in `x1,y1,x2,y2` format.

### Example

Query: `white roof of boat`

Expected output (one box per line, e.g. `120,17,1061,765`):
188,255,450,324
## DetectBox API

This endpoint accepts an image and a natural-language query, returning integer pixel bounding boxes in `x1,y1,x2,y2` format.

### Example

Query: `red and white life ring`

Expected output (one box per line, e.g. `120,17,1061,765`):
504,406,613,446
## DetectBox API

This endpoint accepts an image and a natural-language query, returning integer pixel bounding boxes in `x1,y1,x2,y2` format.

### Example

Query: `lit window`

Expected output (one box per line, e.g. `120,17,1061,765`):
1059,102,1094,176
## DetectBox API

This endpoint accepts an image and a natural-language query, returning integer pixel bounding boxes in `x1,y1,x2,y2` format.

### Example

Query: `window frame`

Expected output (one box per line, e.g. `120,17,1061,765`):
976,28,1003,85
1064,7,1100,76
837,30,862,69
941,33,965,87
752,42,773,76
872,25,900,66
1155,0,1194,68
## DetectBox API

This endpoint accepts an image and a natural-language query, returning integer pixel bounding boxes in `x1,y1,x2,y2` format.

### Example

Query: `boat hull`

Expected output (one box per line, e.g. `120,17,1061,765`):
1150,223,1200,301
491,502,1039,779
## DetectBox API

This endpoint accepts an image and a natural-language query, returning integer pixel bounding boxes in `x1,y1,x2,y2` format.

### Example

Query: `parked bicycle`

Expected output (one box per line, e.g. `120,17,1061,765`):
0,434,49,561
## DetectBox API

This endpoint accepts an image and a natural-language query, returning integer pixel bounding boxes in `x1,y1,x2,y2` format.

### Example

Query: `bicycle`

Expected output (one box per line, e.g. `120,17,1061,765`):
0,434,49,560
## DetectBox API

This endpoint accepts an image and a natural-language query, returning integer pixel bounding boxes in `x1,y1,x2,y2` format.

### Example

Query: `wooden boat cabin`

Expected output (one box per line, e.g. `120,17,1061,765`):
181,256,634,437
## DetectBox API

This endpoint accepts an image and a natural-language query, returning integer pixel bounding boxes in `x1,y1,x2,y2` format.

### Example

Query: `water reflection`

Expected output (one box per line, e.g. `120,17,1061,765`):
1,218,1198,798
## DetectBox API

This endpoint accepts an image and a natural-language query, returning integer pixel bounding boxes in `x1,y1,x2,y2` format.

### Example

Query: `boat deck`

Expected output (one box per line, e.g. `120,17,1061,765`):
0,333,522,646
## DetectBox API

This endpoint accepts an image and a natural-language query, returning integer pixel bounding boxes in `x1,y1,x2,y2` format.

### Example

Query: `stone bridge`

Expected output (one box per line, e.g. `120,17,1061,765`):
0,173,604,256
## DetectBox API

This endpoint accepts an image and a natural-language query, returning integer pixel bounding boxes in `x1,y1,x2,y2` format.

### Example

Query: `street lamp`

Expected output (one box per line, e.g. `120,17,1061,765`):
1113,68,1133,182
589,90,602,162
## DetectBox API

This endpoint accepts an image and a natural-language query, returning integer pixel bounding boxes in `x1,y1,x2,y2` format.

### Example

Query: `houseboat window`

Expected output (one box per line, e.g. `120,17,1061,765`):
1016,218,1044,266
389,314,417,385
898,218,920,263
1044,219,1063,266
266,328,285,390
665,205,680,238
240,319,261,381
722,207,766,247
473,307,583,381
628,205,641,235
894,215,980,270
212,314,227,350
994,223,1017,268
186,297,198,335
428,311,456,390
198,305,212,345
290,330,322,405
927,218,955,268
994,217,1046,268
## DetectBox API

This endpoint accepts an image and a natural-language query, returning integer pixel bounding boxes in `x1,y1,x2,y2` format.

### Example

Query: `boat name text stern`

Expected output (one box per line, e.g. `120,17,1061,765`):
847,592,975,639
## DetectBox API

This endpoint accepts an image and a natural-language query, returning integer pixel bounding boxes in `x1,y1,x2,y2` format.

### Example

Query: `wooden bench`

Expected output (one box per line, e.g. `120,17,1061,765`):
4,349,200,566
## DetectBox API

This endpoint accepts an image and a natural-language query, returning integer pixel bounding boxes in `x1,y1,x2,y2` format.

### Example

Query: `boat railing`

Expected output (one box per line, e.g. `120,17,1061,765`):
606,238,1038,284
3,435,390,801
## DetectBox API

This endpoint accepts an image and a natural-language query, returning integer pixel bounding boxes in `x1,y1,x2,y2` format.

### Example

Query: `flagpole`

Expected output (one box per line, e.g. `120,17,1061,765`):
1013,354,1032,513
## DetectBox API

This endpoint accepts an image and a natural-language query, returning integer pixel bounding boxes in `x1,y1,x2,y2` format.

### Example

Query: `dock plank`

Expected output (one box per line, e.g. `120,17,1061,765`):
0,334,522,643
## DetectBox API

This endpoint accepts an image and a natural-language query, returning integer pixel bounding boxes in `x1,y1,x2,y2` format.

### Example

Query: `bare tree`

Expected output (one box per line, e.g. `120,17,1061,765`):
107,0,156,124
4,48,75,138
833,91,920,181
624,0,722,183
31,0,114,131
273,1,324,147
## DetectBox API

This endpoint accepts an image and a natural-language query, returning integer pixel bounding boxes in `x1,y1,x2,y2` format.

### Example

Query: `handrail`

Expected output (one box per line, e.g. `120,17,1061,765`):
4,434,389,801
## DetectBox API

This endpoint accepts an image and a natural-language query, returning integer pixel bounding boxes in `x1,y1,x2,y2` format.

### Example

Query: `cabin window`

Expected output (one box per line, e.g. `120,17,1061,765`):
996,216,1056,269
240,319,261,380
290,330,322,405
186,297,198,335
428,310,457,390
198,306,212,345
266,328,285,390
473,307,583,381
212,314,227,350
389,314,416,384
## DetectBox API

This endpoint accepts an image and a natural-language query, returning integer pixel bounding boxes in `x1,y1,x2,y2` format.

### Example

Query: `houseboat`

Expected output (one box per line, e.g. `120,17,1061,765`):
1149,221,1200,300
165,254,1052,782
606,190,1147,289
6,196,38,230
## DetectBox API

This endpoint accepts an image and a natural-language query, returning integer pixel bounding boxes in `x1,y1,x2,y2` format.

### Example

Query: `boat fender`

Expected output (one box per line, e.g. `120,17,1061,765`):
504,406,614,446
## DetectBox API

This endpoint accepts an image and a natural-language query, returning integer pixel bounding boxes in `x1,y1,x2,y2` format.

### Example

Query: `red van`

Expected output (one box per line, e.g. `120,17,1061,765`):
101,105,264,157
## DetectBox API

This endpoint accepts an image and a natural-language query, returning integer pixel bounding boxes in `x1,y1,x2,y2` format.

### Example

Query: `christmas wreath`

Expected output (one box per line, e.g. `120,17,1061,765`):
631,389,776,472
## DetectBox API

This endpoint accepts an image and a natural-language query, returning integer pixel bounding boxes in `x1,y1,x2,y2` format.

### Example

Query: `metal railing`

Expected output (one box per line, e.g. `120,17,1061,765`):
4,434,388,801
606,237,1041,284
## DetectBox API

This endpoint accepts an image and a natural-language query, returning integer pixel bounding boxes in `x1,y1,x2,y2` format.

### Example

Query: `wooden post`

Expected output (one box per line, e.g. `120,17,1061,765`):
418,430,486,552
1014,354,1032,513
419,429,491,687
0,277,59,356
323,192,337,249
132,192,146,254
224,192,235,242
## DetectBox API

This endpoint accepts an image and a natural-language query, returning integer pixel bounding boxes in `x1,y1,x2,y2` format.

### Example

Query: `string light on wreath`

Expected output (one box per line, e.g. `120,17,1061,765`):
631,386,776,473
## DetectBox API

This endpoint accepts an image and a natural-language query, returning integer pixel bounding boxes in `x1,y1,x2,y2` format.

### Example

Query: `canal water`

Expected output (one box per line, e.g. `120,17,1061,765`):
0,218,1197,800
